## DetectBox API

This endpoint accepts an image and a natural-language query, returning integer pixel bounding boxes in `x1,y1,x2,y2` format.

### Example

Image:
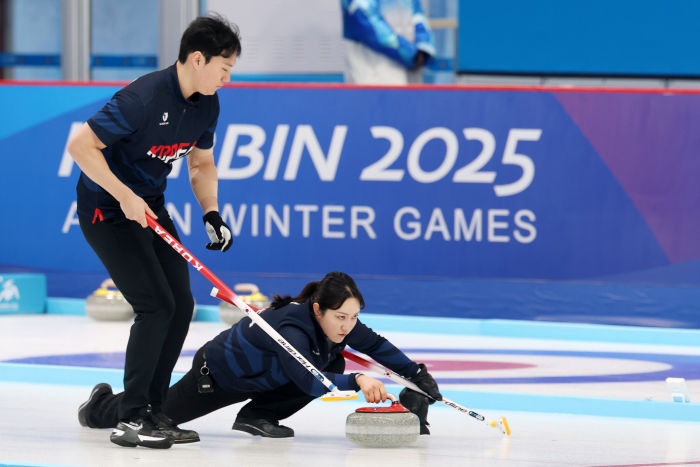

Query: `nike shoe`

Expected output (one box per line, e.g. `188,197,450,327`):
232,417,294,438
151,412,200,444
110,414,174,449
78,383,113,428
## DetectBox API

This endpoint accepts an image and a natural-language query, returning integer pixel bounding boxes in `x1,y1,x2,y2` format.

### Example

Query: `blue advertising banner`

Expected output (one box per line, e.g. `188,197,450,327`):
1,83,699,325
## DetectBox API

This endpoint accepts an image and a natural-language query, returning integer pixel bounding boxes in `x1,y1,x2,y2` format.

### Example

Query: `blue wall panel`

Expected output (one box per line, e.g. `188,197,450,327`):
458,0,700,76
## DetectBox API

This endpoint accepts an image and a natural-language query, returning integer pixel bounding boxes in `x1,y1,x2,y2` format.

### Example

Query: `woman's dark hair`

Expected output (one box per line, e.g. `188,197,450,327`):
271,272,365,313
178,14,242,64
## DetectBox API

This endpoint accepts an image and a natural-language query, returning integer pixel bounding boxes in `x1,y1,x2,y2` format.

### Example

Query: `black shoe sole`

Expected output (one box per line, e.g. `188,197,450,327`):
232,421,293,438
173,437,200,444
110,435,173,449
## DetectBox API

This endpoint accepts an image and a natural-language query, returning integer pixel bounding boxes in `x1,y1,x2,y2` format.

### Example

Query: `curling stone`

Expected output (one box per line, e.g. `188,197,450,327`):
219,283,271,325
86,279,198,322
346,393,419,448
85,279,134,321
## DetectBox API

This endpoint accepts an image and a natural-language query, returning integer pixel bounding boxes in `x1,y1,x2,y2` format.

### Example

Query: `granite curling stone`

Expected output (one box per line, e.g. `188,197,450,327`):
85,279,134,321
219,283,270,325
346,393,419,448
86,279,197,322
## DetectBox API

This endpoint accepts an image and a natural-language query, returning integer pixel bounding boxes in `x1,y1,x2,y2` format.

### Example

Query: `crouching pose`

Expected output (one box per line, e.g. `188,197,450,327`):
78,272,441,445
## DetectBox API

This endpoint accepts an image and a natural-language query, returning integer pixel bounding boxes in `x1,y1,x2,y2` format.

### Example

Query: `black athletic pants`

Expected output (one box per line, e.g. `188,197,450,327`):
79,206,194,421
84,344,346,429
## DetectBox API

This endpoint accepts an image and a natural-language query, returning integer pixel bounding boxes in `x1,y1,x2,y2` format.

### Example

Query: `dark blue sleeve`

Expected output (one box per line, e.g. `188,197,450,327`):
195,95,218,150
275,325,360,397
346,320,419,378
87,89,145,147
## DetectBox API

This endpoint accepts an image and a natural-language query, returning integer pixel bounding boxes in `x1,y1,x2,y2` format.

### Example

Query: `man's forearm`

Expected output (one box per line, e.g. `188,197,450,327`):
189,160,219,213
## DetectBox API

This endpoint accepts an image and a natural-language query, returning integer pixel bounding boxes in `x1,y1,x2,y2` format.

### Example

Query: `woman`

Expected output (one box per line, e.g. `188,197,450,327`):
78,272,442,446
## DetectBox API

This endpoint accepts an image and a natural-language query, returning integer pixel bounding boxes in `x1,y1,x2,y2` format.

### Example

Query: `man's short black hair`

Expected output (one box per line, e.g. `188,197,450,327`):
178,14,242,64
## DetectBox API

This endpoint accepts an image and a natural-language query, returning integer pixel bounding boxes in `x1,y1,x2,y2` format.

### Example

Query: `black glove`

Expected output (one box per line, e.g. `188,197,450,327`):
410,363,442,403
203,211,232,252
399,388,431,435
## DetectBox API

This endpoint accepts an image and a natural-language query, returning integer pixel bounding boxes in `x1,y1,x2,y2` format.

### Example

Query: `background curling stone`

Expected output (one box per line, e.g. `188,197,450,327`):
85,279,134,321
218,301,246,325
346,393,419,448
86,278,197,322
219,283,271,325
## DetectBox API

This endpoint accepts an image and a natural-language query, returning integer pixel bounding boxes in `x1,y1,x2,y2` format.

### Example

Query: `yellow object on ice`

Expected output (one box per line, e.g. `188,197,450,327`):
91,279,123,298
321,391,359,402
494,416,511,436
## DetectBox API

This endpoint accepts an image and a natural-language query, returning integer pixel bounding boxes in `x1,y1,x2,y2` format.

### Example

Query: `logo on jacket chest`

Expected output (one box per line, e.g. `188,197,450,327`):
147,141,197,164
159,112,170,126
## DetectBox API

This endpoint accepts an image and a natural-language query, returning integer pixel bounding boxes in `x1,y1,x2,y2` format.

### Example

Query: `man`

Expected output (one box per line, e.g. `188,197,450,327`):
69,15,241,449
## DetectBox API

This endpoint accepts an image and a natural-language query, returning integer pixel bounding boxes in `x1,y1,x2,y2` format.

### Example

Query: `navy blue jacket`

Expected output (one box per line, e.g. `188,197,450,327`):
206,301,420,397
77,64,219,221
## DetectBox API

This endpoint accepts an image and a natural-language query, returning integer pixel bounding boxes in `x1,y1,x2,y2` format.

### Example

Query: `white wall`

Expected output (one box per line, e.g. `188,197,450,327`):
205,0,344,74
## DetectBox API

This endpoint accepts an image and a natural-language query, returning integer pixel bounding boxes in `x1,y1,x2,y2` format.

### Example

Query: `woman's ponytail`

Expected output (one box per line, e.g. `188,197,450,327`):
270,281,321,309
269,272,364,314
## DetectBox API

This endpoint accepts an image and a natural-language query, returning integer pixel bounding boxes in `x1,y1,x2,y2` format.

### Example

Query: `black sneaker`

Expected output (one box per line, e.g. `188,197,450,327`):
110,415,174,449
78,383,113,427
151,412,200,444
232,417,294,438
